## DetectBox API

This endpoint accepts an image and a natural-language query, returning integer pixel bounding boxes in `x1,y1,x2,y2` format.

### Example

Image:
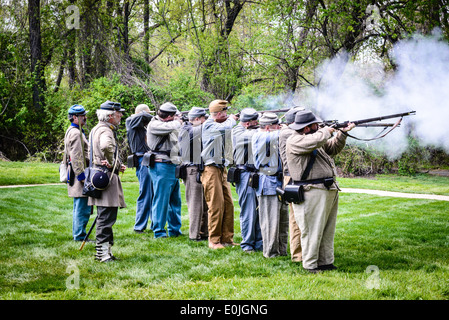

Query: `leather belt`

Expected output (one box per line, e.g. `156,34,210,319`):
237,165,258,172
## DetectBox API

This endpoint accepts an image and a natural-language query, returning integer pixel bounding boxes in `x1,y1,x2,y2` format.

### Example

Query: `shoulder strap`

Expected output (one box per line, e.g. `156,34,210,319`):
301,149,317,181
153,135,169,152
88,128,95,168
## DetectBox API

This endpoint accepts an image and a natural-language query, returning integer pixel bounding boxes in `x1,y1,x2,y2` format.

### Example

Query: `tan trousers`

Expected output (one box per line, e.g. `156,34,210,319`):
184,166,208,240
292,188,339,269
201,165,235,244
284,176,302,262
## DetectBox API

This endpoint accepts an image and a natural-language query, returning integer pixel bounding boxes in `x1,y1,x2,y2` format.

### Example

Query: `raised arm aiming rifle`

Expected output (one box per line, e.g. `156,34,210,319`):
322,110,416,141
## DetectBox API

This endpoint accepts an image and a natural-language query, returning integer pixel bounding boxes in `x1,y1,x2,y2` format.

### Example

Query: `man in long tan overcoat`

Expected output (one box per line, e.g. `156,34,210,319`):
64,104,91,241
88,100,127,262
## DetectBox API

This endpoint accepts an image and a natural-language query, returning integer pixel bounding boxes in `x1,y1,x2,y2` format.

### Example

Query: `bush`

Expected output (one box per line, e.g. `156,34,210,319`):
335,136,449,177
335,145,392,176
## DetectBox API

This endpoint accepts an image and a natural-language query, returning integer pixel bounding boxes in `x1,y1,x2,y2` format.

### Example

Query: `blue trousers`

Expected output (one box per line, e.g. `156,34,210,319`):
235,171,263,251
149,162,182,238
134,156,153,231
72,197,92,241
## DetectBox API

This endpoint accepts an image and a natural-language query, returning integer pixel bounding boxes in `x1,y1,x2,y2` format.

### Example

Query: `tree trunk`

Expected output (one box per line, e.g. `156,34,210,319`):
28,0,46,111
54,52,66,93
144,0,149,64
123,0,130,55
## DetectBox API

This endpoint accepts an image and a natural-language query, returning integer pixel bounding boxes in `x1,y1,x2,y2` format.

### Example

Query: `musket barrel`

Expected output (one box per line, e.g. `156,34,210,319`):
332,111,415,128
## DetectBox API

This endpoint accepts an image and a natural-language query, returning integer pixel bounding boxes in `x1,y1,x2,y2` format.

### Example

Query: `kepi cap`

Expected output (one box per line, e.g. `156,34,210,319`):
259,112,279,126
284,106,305,124
288,110,322,131
209,99,229,113
188,107,207,119
159,102,178,113
239,108,259,122
68,104,88,116
100,100,125,112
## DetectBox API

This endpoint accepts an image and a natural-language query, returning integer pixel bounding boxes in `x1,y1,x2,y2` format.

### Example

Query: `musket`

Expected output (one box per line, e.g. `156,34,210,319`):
323,111,416,129
180,108,209,115
180,107,292,115
79,208,96,251
323,121,399,128
257,108,292,114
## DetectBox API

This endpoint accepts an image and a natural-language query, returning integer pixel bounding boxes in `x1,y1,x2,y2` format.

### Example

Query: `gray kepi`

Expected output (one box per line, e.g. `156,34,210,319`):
188,107,207,119
239,108,259,122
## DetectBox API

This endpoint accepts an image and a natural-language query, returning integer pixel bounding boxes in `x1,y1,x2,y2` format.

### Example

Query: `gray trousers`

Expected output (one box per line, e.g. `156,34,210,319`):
258,195,289,258
184,166,208,240
292,188,339,269
96,206,118,245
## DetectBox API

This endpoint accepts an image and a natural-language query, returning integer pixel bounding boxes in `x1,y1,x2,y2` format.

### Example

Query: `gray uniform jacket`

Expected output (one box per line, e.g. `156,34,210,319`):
179,121,203,165
286,128,347,191
231,124,257,167
201,117,236,166
64,125,89,198
87,121,126,208
146,116,181,163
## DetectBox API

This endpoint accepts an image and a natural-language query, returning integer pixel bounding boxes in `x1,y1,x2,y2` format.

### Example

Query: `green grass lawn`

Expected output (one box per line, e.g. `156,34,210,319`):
0,162,448,300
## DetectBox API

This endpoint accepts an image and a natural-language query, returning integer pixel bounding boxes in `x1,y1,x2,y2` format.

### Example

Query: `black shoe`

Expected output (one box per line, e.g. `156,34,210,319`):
319,264,338,271
190,236,208,242
305,268,321,274
134,229,145,234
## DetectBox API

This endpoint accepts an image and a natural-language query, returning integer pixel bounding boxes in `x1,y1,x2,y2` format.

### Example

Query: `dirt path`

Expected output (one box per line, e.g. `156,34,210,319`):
1,183,449,202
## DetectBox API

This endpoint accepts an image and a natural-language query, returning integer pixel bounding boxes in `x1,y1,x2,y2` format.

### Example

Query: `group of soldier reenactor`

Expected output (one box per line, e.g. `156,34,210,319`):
64,98,354,273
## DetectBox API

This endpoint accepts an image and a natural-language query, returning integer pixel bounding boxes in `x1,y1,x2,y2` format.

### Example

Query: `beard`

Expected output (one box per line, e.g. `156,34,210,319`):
306,127,318,135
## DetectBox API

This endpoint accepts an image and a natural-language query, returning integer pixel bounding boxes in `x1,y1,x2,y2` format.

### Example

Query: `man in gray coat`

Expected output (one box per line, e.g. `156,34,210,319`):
146,102,183,239
252,112,289,258
64,104,91,241
231,108,262,253
286,109,354,273
88,100,127,262
179,107,209,241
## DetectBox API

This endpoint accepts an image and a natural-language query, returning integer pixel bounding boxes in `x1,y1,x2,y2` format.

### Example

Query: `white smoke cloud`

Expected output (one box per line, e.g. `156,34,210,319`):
296,29,449,159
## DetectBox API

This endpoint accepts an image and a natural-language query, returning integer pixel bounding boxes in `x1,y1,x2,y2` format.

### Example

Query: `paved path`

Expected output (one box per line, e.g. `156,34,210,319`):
341,188,449,202
1,183,449,202
0,183,62,188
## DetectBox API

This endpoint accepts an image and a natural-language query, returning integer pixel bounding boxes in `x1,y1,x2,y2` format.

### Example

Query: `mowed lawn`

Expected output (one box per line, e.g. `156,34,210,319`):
0,161,448,300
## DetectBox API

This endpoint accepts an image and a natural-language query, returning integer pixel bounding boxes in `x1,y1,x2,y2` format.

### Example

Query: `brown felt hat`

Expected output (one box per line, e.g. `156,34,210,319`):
208,99,230,113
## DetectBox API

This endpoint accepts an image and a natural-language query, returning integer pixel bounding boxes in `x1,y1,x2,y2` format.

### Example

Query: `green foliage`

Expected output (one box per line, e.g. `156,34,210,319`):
162,72,214,111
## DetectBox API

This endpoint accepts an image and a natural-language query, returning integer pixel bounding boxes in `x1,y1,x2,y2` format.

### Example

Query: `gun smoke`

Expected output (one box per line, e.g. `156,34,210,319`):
291,29,449,160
